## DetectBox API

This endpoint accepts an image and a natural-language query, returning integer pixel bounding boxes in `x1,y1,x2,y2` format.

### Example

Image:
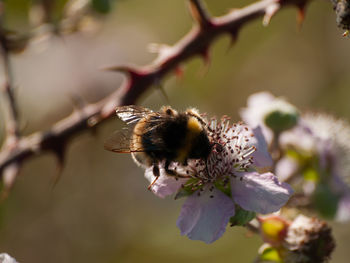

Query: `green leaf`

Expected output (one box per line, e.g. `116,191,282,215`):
229,206,255,226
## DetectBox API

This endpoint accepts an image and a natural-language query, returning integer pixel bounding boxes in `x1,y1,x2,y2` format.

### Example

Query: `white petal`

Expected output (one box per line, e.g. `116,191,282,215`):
250,126,273,168
176,187,235,244
280,124,315,153
275,157,299,182
231,172,293,214
144,166,186,198
0,254,18,263
240,92,274,144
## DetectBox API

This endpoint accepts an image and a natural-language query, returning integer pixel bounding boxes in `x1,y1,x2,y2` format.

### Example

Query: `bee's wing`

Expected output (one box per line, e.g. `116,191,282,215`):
116,105,165,134
105,129,163,153
116,105,153,125
104,129,131,153
104,128,144,153
107,105,166,153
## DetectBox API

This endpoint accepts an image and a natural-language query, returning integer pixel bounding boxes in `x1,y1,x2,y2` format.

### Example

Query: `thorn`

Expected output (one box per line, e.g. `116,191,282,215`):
148,43,171,55
175,66,184,80
102,65,150,92
199,47,210,66
188,0,212,29
263,3,280,27
1,163,20,200
102,65,143,78
197,47,210,77
154,80,170,104
148,43,174,63
51,144,66,187
226,31,238,53
157,86,170,104
296,3,307,30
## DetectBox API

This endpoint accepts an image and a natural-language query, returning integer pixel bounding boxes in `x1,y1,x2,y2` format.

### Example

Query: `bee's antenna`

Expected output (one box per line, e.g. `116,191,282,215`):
155,82,170,104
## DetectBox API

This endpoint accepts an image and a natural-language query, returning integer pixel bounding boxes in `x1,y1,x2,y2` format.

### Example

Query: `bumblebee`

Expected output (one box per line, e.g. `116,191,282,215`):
105,105,212,180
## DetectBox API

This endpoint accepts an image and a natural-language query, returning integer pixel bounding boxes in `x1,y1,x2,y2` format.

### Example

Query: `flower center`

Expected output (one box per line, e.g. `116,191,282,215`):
180,117,257,184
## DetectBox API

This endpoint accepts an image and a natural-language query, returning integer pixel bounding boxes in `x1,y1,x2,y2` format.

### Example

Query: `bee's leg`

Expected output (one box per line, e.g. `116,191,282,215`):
153,164,160,177
148,163,160,190
164,160,191,179
164,159,176,176
183,159,188,166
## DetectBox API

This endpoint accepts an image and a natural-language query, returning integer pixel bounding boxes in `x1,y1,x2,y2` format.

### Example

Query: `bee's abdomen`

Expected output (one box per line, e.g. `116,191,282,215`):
132,118,153,166
188,131,211,159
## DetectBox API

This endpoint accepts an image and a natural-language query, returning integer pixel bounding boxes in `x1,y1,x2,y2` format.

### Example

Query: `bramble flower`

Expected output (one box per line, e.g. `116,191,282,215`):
278,113,350,221
240,92,299,144
145,116,293,243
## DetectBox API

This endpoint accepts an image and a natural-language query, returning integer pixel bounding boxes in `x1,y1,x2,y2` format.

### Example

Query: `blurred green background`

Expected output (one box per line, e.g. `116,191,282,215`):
0,0,350,262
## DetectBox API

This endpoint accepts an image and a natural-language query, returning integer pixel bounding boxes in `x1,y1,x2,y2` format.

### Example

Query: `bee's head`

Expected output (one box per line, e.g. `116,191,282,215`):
160,106,178,116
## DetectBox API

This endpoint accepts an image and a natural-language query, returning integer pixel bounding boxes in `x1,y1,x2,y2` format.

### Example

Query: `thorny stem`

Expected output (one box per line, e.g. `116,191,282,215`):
0,7,20,145
0,44,20,141
188,0,213,28
0,11,22,194
0,0,310,185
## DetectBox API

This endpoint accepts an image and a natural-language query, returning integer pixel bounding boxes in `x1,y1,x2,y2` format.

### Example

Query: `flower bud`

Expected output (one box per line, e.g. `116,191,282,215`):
264,101,299,133
259,215,289,247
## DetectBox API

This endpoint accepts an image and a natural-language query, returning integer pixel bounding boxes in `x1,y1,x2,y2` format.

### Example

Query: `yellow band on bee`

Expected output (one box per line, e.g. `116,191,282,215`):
177,117,202,163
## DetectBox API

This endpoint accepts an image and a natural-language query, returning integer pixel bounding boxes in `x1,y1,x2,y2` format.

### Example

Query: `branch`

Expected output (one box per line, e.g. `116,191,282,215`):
0,4,21,143
188,0,213,29
0,0,310,188
0,40,20,141
0,20,22,192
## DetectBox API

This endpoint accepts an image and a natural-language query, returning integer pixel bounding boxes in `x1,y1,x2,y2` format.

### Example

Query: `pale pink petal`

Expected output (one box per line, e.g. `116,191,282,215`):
240,92,274,144
176,187,235,244
251,126,273,168
275,157,299,182
280,124,315,153
144,166,186,198
231,172,293,214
